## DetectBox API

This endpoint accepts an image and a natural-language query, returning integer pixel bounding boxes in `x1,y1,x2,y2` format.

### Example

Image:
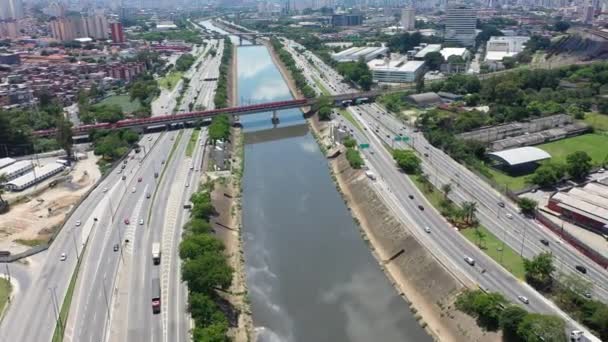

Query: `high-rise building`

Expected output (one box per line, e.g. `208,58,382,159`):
0,0,24,20
110,22,125,43
50,17,79,41
582,5,594,24
444,4,477,47
83,11,109,40
401,7,415,30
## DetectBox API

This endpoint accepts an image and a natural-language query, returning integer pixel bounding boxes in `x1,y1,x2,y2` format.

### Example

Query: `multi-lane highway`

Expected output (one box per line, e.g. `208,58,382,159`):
280,37,603,340
0,134,159,342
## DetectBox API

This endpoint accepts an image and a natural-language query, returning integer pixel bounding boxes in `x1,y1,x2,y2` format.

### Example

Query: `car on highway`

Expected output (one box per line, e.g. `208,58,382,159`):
418,205,424,211
117,169,122,174
113,244,119,252
498,201,505,208
464,256,475,266
124,218,130,224
540,239,549,246
424,226,431,233
408,195,414,199
139,219,144,225
103,187,108,193
60,253,67,261
75,220,81,227
148,136,153,141
575,265,587,274
131,187,136,193
121,164,126,170
146,192,151,199
185,183,190,188
517,295,529,304
505,213,513,219
138,177,142,182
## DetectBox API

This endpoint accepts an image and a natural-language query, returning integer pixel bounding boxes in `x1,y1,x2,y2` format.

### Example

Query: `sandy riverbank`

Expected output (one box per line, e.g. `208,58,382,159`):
265,39,498,341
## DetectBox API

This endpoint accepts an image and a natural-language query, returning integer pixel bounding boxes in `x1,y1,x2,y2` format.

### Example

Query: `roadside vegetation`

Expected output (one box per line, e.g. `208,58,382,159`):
335,59,373,90
128,73,160,112
209,115,231,144
137,29,203,45
180,181,233,341
455,289,566,342
214,38,233,109
270,37,316,98
90,129,140,173
342,137,363,169
0,277,11,314
159,71,184,91
186,129,200,157
175,53,196,72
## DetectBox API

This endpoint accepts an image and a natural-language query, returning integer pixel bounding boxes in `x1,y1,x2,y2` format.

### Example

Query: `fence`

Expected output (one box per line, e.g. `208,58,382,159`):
535,211,608,269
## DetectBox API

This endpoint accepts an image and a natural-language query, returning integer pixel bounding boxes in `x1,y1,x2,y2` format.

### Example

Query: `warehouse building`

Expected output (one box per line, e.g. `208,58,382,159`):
0,157,16,170
0,160,34,180
487,146,551,175
548,182,608,234
331,46,389,63
5,163,65,191
368,59,425,83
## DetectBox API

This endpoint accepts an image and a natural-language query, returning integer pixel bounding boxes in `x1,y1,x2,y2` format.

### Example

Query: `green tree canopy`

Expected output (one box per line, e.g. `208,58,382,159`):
566,151,592,180
518,197,538,216
517,313,566,342
524,252,555,291
528,163,565,188
424,51,444,71
392,149,421,174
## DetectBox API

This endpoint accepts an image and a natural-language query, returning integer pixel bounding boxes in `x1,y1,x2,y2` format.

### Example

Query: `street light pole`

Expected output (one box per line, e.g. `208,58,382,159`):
71,232,79,261
49,286,63,338
520,223,528,257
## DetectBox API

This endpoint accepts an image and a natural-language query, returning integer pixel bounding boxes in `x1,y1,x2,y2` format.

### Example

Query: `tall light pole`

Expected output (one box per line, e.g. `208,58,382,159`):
49,286,63,338
520,223,528,257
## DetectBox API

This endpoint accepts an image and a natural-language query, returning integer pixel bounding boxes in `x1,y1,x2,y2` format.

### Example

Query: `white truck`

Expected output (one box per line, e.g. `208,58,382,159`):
152,242,161,265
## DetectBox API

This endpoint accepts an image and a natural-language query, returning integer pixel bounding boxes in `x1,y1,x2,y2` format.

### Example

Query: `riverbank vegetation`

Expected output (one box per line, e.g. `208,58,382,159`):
214,38,233,109
269,37,316,98
209,115,231,143
180,182,234,341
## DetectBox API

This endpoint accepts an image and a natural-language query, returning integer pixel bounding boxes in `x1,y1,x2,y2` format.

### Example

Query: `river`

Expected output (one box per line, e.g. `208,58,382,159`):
202,21,431,342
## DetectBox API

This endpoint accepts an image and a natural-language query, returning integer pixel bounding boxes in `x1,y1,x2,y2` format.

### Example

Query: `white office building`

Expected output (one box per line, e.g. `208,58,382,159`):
368,59,426,83
444,4,477,47
331,46,389,63
401,7,415,31
0,0,24,20
485,36,530,61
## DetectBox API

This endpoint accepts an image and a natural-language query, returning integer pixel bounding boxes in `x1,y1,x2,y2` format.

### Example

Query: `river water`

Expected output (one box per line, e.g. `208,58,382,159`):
203,20,431,342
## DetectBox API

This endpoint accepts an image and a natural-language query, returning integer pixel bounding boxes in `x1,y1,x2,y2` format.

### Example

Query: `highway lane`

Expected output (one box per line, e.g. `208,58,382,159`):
356,103,608,302
0,135,160,342
65,132,171,342
334,107,600,340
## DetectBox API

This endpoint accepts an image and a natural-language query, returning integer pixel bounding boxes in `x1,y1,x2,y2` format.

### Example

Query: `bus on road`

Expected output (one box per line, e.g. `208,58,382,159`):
152,278,161,314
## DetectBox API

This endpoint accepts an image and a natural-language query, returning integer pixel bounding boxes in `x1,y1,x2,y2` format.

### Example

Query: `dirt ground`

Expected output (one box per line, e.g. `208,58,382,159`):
0,151,101,253
209,128,253,341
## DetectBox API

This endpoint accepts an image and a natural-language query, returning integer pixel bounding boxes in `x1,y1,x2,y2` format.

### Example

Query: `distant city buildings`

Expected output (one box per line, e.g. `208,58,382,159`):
0,0,24,20
485,36,530,62
444,4,477,47
368,59,425,83
110,22,125,43
401,7,415,31
332,14,363,26
0,20,20,39
50,11,110,41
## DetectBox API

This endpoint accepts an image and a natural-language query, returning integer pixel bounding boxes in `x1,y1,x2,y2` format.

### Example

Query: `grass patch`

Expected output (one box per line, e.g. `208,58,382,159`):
537,133,608,166
339,108,363,132
51,244,85,342
159,71,184,90
483,165,529,192
148,130,183,223
95,95,142,113
186,129,200,157
460,225,526,279
14,238,46,247
0,278,11,315
312,76,330,96
409,174,526,279
583,112,608,132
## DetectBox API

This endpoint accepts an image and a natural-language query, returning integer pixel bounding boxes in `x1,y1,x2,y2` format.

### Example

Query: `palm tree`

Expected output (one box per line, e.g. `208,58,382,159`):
441,183,452,199
462,201,478,226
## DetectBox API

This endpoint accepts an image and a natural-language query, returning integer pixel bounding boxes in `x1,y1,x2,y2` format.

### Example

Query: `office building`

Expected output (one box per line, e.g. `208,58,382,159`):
401,7,415,30
582,5,594,25
110,22,125,43
331,46,389,63
0,0,24,20
444,4,477,47
332,14,363,26
368,59,425,83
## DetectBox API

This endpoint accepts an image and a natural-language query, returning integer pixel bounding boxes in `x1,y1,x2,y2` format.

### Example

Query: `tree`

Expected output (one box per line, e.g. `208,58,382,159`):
500,305,528,341
517,314,566,342
192,322,229,342
524,252,555,291
392,149,421,174
455,290,507,331
182,252,233,294
502,56,516,69
424,51,445,71
566,151,592,180
528,163,565,187
188,292,227,327
518,197,538,216
441,183,452,198
553,21,570,33
55,116,73,160
462,201,478,225
318,106,332,121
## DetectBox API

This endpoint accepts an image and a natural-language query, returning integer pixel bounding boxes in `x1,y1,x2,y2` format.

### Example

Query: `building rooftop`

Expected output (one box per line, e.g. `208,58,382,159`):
552,191,608,226
0,157,15,170
6,163,64,189
414,44,441,59
332,46,388,62
407,92,442,106
487,146,551,166
367,59,425,72
440,47,468,60
0,160,33,177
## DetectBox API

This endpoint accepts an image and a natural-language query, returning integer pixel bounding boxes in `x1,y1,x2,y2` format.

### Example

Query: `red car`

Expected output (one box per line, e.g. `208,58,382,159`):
138,177,142,182
124,218,130,225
